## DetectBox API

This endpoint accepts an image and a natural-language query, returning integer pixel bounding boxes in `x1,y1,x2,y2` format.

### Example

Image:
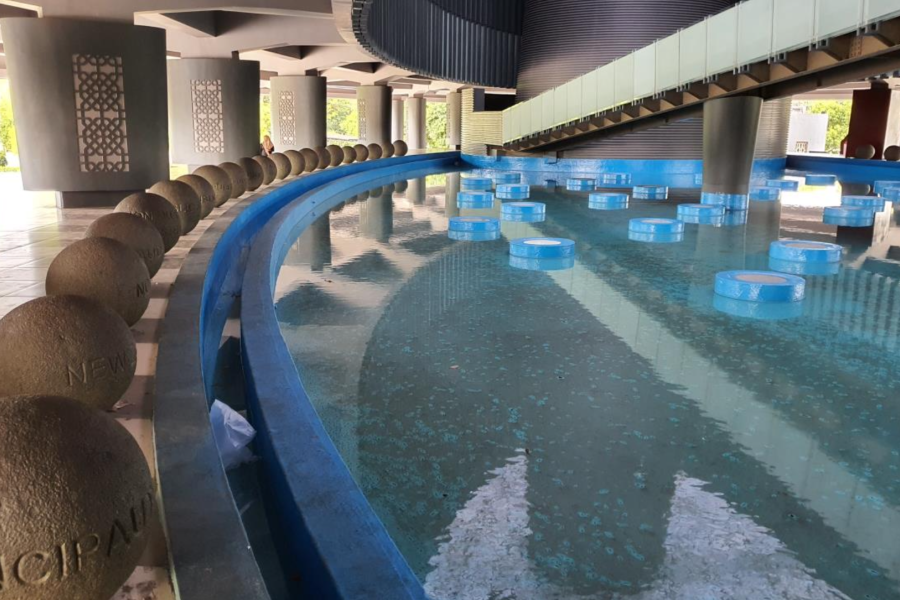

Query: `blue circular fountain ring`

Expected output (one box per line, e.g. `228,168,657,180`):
628,231,685,243
509,237,575,259
715,271,806,303
750,186,782,201
842,195,887,212
633,185,669,201
766,179,799,191
874,180,900,196
769,240,842,263
805,173,837,186
597,173,632,186
713,295,804,320
509,256,576,271
628,217,684,234
457,191,495,208
678,203,725,219
494,172,522,184
449,230,501,242
461,176,493,190
449,216,500,232
700,192,749,211
566,178,596,191
823,206,875,227
496,184,531,200
589,192,629,210
502,201,546,216
769,257,840,276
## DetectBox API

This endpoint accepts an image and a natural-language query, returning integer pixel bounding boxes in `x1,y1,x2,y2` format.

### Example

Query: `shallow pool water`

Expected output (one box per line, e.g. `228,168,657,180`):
274,172,900,600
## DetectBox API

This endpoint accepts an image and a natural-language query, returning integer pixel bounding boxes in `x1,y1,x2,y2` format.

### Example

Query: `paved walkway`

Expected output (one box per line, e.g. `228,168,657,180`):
0,172,243,600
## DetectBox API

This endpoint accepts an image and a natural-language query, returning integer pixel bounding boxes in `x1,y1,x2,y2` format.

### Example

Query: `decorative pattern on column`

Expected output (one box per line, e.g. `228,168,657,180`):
358,99,368,142
278,91,296,147
190,80,225,154
72,54,129,173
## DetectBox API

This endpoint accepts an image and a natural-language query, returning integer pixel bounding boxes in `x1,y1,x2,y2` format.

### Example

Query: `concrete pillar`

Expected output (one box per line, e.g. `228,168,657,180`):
407,177,426,204
168,58,260,167
391,99,405,142
407,96,427,151
702,96,762,201
447,92,462,149
291,212,331,271
359,186,393,242
445,172,461,218
271,76,326,151
0,18,168,208
356,85,392,145
844,81,900,159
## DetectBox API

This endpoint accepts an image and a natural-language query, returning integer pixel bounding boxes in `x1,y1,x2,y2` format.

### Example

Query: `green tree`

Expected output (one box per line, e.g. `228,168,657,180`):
327,98,358,140
426,101,448,150
795,100,852,154
260,94,272,139
0,80,19,157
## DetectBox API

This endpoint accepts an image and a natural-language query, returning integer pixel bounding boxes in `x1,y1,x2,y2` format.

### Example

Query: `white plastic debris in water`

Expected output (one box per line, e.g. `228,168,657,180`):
210,400,256,470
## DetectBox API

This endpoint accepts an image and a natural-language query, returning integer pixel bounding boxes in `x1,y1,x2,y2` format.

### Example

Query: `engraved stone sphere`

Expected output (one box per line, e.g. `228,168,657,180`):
393,139,409,157
354,143,369,162
394,179,409,193
115,192,181,252
193,165,232,208
840,182,872,196
855,144,877,160
270,152,292,180
85,213,165,278
285,150,305,177
238,157,265,192
147,180,201,235
46,238,151,327
314,147,330,170
175,174,216,219
342,146,356,164
253,155,277,185
0,295,136,410
326,144,344,167
0,395,154,600
300,148,319,173
218,162,248,198
884,145,900,162
381,142,395,158
367,143,383,160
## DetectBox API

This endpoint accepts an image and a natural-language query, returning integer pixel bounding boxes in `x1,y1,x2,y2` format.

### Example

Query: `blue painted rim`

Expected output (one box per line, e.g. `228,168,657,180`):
841,195,886,211
240,153,460,600
766,179,800,191
449,216,500,232
509,255,576,271
597,173,632,185
509,237,576,258
501,201,546,215
715,270,806,303
823,206,875,225
769,240,843,263
678,203,725,218
628,217,684,234
566,178,596,190
750,186,782,201
805,173,837,186
713,294,804,320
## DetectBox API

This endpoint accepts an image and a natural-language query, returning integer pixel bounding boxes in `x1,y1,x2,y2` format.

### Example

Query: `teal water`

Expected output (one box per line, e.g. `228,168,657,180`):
274,172,900,600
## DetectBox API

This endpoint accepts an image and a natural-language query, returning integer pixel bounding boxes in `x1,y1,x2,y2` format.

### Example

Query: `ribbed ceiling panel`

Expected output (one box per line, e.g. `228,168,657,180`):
516,0,737,101
354,0,524,89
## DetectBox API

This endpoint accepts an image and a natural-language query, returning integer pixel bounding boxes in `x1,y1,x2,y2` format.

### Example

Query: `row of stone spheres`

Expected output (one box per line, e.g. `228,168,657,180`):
0,139,407,600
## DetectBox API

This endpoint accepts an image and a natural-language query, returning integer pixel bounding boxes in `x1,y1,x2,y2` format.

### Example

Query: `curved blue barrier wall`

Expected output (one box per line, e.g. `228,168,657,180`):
240,153,458,599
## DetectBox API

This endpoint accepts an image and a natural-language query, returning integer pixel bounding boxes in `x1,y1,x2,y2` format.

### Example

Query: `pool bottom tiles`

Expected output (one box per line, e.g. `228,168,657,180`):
272,173,900,600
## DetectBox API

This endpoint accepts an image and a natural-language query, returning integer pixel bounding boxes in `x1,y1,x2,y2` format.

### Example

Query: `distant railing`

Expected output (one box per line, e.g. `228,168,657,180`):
502,0,900,144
